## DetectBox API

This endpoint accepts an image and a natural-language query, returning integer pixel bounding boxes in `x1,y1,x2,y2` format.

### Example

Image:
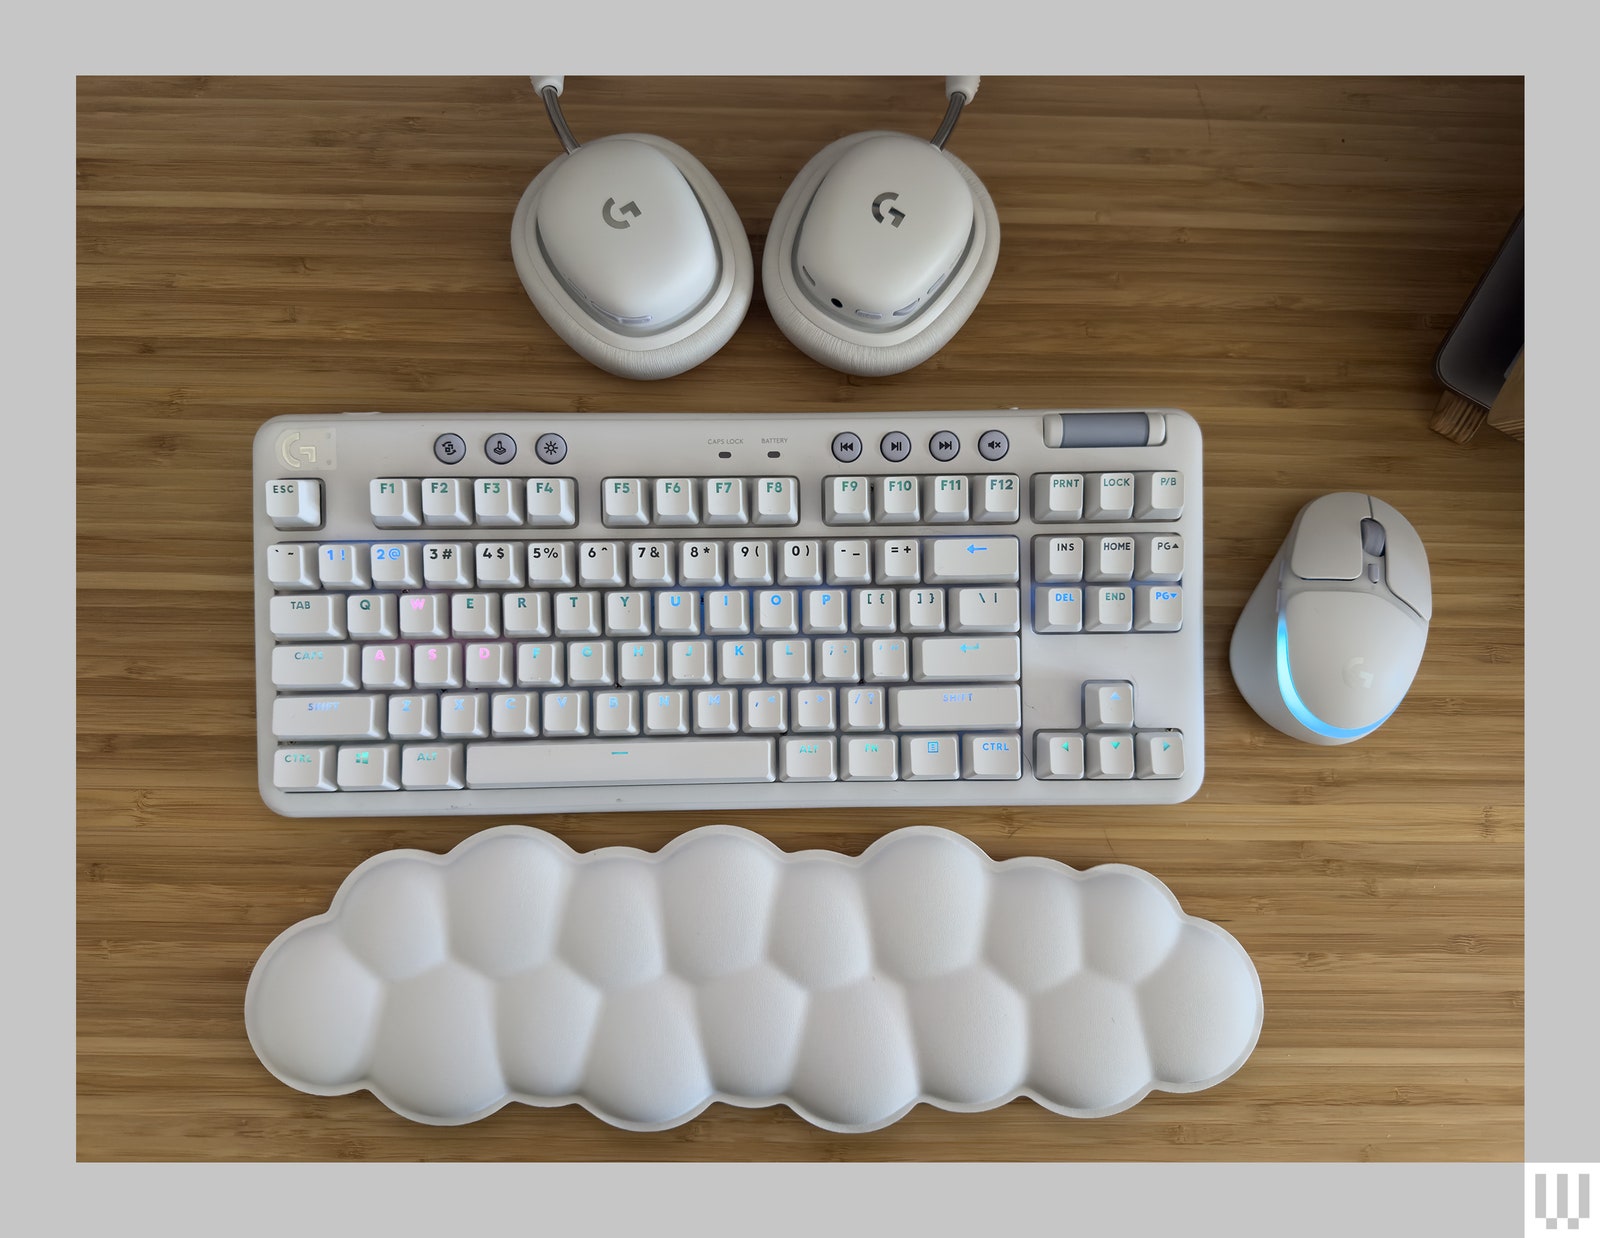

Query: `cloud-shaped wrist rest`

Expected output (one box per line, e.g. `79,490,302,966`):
245,825,1263,1132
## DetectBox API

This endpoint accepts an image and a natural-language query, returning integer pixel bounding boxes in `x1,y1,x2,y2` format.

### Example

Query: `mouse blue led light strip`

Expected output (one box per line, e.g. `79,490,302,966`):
1275,613,1392,740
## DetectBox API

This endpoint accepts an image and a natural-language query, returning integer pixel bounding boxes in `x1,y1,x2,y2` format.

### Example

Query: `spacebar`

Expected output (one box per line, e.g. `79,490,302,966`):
466,738,777,789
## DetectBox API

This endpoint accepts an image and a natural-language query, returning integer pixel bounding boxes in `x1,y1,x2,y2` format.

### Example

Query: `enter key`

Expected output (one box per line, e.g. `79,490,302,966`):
912,635,1021,682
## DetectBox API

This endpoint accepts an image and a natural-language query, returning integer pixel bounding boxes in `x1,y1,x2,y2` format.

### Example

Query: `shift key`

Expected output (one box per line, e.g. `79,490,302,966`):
889,684,1020,731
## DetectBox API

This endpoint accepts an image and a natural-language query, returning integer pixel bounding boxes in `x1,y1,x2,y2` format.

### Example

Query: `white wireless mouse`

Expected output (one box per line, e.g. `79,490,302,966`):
794,132,975,325
533,138,718,329
1228,492,1432,745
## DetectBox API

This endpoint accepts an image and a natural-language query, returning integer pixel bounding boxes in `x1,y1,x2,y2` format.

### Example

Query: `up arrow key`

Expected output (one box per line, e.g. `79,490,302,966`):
929,537,1019,583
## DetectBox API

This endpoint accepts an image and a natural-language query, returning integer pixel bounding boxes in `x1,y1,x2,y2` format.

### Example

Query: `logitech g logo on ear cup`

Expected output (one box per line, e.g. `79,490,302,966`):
602,198,642,229
871,191,906,227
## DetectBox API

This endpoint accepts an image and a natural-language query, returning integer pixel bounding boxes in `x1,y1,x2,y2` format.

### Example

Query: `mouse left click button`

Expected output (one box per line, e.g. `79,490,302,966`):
266,479,322,530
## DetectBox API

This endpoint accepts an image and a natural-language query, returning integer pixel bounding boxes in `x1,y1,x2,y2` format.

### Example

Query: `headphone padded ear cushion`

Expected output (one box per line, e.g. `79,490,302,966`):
762,132,1000,377
511,135,752,380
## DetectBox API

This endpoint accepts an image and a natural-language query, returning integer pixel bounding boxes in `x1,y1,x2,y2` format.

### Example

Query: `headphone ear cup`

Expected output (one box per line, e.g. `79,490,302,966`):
511,134,753,380
762,131,1000,377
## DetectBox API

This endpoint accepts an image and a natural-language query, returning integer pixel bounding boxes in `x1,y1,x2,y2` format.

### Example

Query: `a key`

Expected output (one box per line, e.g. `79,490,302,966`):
703,479,749,526
718,639,762,684
1087,733,1135,779
728,540,773,585
900,588,946,633
644,688,689,735
525,478,577,528
1136,731,1184,778
678,541,724,586
267,544,318,590
337,743,401,790
804,588,848,634
753,477,799,525
780,737,836,781
975,474,1021,523
525,542,575,587
949,587,1021,633
791,688,836,731
515,642,564,688
875,540,921,584
578,542,626,588
593,690,641,737
1033,535,1084,583
412,642,463,689
464,642,513,688
369,543,421,588
779,540,824,586
473,478,524,527
629,541,675,587
316,544,369,590
272,644,359,691
542,690,590,736
902,734,960,780
668,640,712,685
270,594,346,640
843,686,886,731
842,736,897,780
272,745,336,791
370,479,421,529
815,637,861,683
653,478,698,526
755,589,799,635
694,687,739,733
1031,473,1083,522
1085,680,1135,730
962,733,1022,779
567,641,614,687
387,694,438,739
440,693,491,739
828,540,873,585
421,478,472,527
616,640,664,686
867,637,910,682
655,590,701,636
766,639,811,683
1087,585,1134,632
912,636,1021,682
604,591,652,638
825,477,871,525
925,475,970,522
1136,534,1184,583
1087,471,1136,520
743,688,787,733
1135,585,1184,631
272,693,386,741
265,479,322,530
475,542,524,588
451,592,500,638
467,737,777,788
927,537,1020,583
1034,732,1086,780
888,684,1021,731
1033,585,1084,633
346,593,398,640
705,590,750,636
422,543,473,588
398,592,449,639
400,743,466,789
490,692,540,738
360,643,411,689
601,478,649,527
875,475,921,523
852,588,896,633
1087,535,1136,583
553,591,602,638
1137,470,1185,520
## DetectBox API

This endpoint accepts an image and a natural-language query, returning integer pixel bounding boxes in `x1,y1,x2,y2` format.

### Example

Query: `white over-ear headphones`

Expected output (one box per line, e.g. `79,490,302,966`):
510,77,998,380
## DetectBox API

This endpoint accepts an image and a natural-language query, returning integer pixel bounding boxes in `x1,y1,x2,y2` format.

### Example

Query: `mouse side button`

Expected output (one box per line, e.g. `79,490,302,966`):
1286,492,1371,581
1368,497,1433,622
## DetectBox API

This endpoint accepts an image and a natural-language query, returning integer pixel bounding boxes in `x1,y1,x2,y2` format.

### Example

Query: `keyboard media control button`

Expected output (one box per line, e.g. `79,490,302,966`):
484,433,518,465
831,432,863,463
928,431,961,462
880,431,912,462
432,433,467,466
534,433,567,465
977,430,1009,461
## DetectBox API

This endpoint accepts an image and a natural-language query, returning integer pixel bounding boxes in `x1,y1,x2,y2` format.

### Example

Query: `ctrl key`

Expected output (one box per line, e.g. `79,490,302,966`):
273,745,335,791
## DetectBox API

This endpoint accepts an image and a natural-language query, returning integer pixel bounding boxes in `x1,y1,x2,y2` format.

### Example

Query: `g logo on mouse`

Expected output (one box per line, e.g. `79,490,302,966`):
871,191,906,228
1343,656,1375,689
601,198,642,229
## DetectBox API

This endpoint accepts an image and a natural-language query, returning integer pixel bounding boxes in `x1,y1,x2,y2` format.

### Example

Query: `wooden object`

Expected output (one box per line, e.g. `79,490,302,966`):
1487,350,1525,440
1429,389,1490,444
77,76,1525,1162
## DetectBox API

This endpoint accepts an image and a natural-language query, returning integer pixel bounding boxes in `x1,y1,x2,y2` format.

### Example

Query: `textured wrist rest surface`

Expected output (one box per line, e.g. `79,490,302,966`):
245,825,1263,1132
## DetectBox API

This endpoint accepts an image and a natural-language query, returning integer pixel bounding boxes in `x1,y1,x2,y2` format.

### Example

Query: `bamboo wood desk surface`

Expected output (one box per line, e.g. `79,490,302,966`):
76,76,1525,1162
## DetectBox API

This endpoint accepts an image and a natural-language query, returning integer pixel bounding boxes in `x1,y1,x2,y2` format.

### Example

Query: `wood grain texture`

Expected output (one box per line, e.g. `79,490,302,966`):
76,76,1525,1162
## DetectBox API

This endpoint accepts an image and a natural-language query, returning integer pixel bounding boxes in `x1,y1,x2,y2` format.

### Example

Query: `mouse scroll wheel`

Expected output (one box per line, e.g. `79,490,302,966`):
1360,518,1386,557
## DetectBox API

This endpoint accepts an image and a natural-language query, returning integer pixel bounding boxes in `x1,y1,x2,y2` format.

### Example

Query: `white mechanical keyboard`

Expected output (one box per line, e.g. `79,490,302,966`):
253,410,1203,816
